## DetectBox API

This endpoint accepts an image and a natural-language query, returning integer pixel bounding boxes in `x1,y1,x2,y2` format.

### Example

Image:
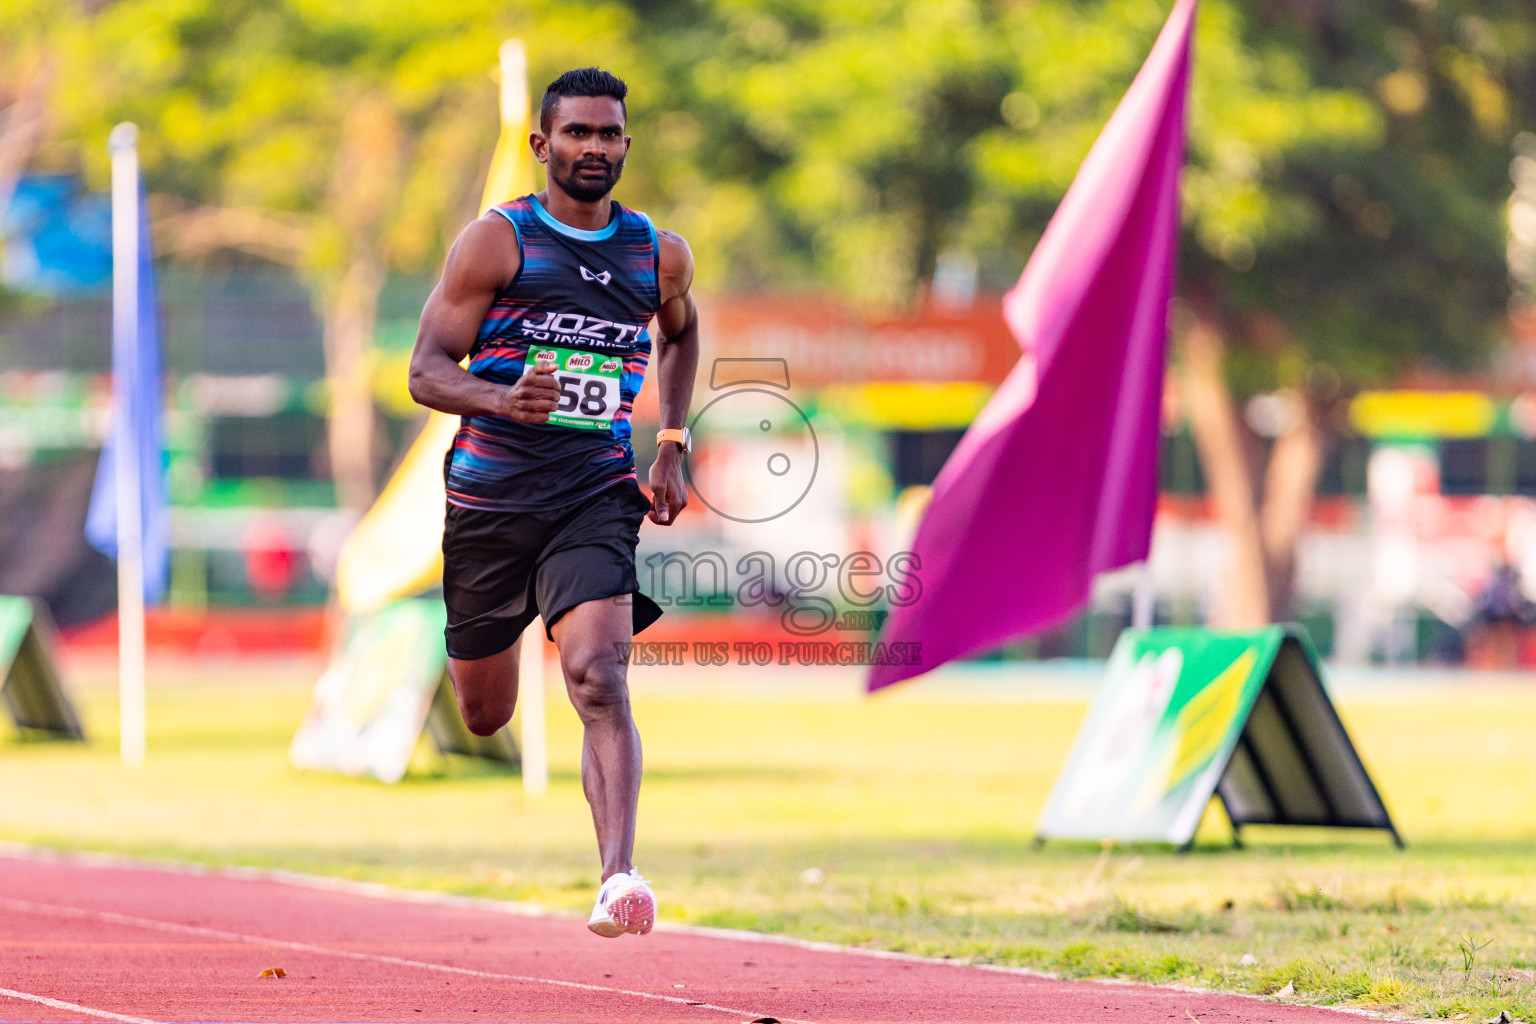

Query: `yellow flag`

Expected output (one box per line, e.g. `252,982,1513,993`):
481,40,536,211
334,40,535,615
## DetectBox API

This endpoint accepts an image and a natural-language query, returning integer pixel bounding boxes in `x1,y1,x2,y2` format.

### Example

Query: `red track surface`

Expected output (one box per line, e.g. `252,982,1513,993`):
0,852,1358,1024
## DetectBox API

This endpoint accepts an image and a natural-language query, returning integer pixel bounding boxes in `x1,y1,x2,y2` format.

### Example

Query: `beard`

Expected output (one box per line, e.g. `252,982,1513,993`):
551,154,625,203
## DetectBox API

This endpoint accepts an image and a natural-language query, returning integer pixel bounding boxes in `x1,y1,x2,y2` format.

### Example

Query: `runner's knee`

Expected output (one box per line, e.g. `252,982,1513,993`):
459,696,512,737
564,653,629,722
447,652,518,736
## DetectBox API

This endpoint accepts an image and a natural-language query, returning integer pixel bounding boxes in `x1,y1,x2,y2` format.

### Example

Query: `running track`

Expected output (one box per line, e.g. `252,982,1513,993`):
0,851,1362,1024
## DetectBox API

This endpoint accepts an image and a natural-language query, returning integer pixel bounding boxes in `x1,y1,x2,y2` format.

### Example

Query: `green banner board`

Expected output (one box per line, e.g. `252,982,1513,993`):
0,595,85,741
289,599,518,783
1037,626,1399,848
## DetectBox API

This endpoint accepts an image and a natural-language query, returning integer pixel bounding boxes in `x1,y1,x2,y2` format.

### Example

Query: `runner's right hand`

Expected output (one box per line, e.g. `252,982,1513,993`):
502,361,560,423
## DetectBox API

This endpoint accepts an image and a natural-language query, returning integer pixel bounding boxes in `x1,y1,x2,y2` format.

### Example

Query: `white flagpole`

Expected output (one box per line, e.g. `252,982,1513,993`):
1132,561,1155,630
109,122,146,766
499,39,528,137
518,619,548,795
499,38,546,797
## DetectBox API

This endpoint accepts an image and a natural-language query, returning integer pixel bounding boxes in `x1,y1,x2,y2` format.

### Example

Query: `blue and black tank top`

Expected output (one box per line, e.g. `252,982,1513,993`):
445,194,661,512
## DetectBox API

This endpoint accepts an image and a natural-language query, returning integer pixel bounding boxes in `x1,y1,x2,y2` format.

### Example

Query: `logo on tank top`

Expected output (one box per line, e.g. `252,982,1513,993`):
579,265,612,285
519,310,643,350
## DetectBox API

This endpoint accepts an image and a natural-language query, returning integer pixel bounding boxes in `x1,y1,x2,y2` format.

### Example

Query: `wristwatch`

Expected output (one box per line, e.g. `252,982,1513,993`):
656,427,692,454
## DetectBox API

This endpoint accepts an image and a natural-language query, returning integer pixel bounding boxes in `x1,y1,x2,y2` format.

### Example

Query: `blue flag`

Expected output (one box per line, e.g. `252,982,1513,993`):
85,178,168,603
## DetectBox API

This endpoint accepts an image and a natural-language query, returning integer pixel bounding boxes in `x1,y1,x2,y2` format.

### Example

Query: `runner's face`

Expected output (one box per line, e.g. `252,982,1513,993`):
542,96,629,203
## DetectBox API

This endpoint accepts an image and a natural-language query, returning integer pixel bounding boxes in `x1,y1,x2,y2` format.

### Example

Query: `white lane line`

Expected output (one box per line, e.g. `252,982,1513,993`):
0,985,164,1024
1,899,812,1024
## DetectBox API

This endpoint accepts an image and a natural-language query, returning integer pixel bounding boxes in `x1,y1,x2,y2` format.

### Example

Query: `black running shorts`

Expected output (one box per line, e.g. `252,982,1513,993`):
441,480,664,661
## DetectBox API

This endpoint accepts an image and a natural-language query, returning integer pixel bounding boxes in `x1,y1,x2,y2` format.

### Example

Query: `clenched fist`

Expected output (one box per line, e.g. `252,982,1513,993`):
501,360,561,424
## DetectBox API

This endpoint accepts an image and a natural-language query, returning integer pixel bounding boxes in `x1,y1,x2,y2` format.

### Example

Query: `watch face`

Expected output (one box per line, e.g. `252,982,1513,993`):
685,387,818,524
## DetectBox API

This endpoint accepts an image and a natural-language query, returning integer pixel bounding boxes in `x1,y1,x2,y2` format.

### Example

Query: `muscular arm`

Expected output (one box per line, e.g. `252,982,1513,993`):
646,229,700,525
407,215,558,422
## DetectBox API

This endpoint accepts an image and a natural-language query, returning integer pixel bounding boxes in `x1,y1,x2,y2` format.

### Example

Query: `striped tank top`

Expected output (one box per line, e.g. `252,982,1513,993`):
445,194,660,512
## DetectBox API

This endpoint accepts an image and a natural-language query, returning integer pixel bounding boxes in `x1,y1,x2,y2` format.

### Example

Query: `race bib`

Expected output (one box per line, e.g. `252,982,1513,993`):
526,346,622,430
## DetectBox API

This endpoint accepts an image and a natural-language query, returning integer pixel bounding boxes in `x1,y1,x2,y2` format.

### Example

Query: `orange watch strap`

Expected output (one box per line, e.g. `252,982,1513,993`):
656,428,690,453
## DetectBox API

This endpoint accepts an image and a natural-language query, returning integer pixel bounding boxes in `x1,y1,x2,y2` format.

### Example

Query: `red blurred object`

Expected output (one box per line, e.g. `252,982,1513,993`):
243,517,297,602
60,607,332,656
1467,622,1524,670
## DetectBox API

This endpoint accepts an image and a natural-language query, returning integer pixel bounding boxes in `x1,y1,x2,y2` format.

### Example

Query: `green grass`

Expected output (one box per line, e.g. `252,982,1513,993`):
3,657,1535,1021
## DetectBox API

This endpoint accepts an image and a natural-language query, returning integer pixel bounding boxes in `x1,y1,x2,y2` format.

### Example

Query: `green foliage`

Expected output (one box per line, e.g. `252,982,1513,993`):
628,0,1534,387
1203,0,1536,389
679,0,1013,303
37,0,639,278
1096,895,1230,934
636,0,1383,303
1456,930,1496,974
1253,958,1375,1001
1054,940,1202,982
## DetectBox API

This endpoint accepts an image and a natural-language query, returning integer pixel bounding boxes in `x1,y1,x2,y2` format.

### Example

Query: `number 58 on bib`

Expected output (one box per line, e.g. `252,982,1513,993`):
527,347,622,430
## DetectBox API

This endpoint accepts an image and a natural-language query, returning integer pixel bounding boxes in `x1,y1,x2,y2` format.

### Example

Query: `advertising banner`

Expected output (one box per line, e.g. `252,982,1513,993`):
1038,626,1399,848
290,599,518,783
0,595,85,741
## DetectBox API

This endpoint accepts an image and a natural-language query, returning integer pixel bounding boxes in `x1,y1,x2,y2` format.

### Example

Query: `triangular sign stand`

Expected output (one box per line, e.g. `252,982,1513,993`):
290,599,518,784
1037,626,1402,850
0,595,86,741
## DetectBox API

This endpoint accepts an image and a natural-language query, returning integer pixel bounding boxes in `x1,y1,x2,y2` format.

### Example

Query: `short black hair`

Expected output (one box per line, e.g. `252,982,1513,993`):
539,67,628,134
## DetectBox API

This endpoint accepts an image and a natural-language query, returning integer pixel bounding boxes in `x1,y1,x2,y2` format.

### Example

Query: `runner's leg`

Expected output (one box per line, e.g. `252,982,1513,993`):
447,636,522,737
551,596,639,881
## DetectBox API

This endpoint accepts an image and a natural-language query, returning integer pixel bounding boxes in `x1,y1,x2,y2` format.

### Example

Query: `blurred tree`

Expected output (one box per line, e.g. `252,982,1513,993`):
1166,0,1536,623
0,1,62,264
632,0,1014,303
44,0,636,510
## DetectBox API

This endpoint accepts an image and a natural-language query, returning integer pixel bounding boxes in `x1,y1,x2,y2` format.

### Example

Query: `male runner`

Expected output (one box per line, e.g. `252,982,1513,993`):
407,67,699,938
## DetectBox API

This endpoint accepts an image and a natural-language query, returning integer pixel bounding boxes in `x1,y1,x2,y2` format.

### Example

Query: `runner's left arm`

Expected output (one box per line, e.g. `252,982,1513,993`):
648,229,699,526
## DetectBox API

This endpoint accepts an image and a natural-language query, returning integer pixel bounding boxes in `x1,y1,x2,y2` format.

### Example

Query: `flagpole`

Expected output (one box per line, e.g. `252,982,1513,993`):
110,122,146,766
1132,562,1155,630
495,38,547,796
518,619,548,796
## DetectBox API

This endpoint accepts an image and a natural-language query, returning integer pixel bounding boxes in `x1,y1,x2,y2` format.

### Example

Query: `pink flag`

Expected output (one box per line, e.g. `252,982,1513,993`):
869,0,1195,691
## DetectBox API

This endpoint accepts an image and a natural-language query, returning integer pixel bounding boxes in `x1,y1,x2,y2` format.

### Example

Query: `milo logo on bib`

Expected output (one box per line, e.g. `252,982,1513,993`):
524,345,622,431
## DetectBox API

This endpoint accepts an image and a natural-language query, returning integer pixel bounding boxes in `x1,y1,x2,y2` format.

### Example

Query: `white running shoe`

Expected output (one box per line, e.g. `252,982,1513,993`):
587,868,656,938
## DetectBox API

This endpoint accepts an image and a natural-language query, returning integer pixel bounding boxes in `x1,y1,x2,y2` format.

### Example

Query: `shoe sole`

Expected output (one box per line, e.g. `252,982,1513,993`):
587,916,625,938
607,888,655,936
